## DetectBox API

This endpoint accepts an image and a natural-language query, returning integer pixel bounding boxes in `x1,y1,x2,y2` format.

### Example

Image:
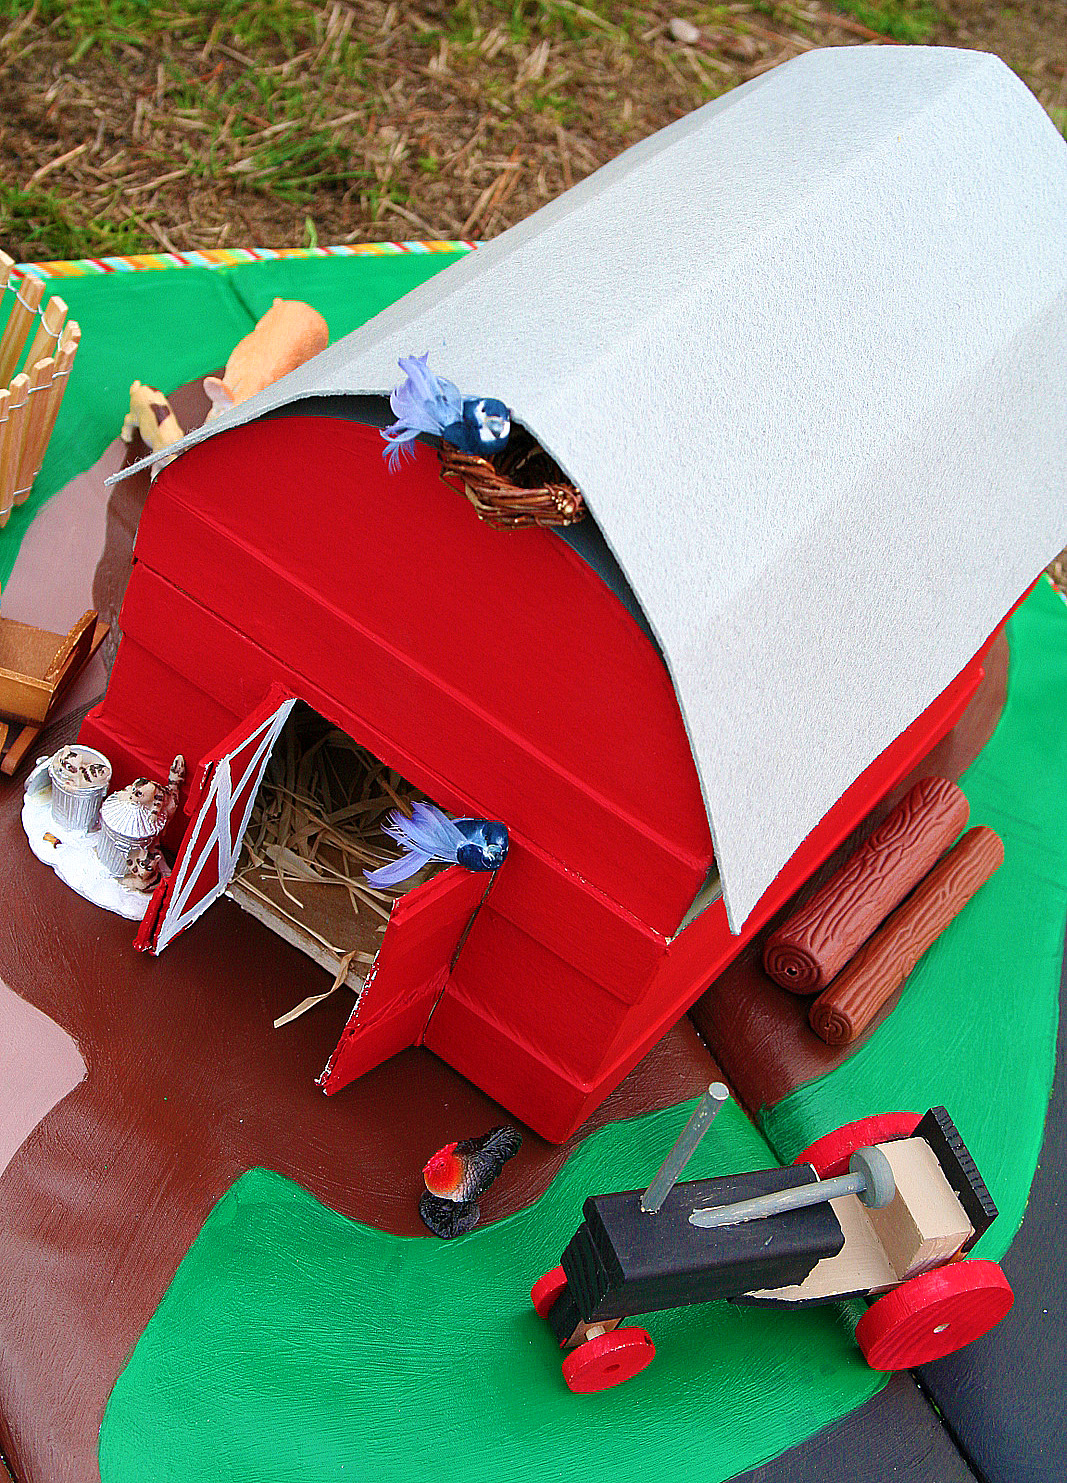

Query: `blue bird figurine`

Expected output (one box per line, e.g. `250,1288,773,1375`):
381,354,511,470
364,801,509,889
441,396,512,457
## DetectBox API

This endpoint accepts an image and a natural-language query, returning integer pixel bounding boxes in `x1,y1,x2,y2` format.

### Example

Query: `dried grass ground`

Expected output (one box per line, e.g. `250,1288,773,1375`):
0,1,1064,259
1,0,1065,586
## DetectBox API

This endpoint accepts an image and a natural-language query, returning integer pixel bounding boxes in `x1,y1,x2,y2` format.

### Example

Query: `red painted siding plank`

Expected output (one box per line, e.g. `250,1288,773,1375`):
442,908,633,1083
89,577,663,995
431,637,1003,1143
133,414,713,924
422,989,595,1144
84,638,241,772
482,841,665,995
161,416,703,857
564,646,1000,1126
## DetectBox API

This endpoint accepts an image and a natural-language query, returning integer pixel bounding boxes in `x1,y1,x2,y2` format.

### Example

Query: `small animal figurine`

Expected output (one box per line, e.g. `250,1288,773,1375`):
122,843,168,893
154,754,185,828
381,353,511,470
83,758,110,787
120,382,184,454
52,748,81,784
204,298,329,419
124,754,185,828
419,1125,522,1238
363,801,508,889
127,779,158,808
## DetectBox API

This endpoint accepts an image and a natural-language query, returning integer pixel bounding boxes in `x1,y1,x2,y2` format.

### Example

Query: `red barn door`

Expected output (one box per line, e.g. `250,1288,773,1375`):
318,866,490,1096
136,689,296,954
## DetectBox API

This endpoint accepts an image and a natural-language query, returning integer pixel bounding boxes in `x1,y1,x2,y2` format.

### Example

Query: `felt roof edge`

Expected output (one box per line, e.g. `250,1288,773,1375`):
109,46,1067,932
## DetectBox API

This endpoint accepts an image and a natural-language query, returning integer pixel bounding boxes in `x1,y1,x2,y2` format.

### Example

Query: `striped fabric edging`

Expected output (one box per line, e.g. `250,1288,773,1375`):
16,242,476,282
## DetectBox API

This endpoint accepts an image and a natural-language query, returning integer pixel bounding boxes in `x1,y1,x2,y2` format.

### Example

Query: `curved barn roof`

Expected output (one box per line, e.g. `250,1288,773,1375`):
120,45,1067,930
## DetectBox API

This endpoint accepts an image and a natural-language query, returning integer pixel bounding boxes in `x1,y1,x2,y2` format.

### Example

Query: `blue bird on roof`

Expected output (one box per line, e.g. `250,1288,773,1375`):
381,354,511,471
364,801,509,889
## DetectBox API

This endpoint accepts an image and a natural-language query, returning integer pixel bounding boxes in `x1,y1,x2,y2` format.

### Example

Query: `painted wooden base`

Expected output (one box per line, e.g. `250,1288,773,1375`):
0,404,1059,1482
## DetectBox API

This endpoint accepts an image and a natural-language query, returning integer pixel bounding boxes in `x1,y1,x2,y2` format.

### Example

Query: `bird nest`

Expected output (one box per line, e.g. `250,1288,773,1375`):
438,425,585,530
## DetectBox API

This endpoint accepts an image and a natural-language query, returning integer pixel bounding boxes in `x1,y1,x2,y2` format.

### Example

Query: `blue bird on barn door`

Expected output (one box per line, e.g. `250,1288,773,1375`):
364,801,509,889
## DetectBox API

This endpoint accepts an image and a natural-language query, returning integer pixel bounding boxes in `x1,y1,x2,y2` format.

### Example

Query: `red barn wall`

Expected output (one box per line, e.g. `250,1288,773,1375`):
80,414,717,1123
93,415,713,928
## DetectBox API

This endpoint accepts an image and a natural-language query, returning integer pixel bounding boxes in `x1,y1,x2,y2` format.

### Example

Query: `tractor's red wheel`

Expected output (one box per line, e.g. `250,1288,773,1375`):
561,1328,656,1393
793,1112,922,1179
531,1266,568,1319
856,1260,1014,1371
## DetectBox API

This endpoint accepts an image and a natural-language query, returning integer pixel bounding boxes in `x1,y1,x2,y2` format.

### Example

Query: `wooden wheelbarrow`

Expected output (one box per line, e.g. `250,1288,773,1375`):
0,609,108,775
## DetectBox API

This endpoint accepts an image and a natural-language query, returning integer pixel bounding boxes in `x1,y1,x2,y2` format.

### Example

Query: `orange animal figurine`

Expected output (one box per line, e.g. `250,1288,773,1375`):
204,298,329,418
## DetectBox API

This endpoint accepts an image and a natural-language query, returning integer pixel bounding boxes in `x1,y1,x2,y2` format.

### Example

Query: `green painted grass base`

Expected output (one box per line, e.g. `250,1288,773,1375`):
762,578,1067,1261
99,1100,883,1483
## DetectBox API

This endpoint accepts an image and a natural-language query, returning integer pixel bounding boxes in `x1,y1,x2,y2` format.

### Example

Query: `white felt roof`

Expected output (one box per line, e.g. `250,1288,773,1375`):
123,46,1067,932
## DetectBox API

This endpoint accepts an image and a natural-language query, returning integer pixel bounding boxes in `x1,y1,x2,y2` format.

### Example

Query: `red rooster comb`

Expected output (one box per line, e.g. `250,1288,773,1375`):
422,1125,523,1204
423,1141,464,1198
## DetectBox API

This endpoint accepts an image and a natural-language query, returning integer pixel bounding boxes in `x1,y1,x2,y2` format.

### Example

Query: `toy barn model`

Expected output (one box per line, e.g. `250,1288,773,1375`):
88,45,1067,1142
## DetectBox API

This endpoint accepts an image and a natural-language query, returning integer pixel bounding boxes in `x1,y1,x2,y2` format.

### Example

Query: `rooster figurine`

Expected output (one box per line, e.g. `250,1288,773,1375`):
364,801,508,890
419,1125,523,1238
381,353,511,470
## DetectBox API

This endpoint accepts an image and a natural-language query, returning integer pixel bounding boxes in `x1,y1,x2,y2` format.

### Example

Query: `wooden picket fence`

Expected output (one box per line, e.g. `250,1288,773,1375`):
0,249,81,527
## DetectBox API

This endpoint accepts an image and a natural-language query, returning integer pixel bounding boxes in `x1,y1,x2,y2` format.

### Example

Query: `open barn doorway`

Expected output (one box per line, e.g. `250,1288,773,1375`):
225,701,453,1008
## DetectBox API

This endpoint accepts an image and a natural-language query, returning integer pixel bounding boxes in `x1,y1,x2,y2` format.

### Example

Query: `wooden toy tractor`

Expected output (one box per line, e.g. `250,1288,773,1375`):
532,1089,1013,1393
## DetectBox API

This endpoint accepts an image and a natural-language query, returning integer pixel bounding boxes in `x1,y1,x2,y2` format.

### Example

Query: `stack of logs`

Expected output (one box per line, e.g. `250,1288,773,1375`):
763,776,1003,1046
0,251,80,528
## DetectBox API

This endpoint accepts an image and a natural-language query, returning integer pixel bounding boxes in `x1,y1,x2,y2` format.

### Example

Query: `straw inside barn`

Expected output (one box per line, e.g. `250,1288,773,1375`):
225,703,451,1024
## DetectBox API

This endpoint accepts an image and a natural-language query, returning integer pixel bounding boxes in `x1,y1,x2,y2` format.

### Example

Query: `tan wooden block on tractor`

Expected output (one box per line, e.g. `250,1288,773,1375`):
747,1136,974,1304
863,1137,974,1281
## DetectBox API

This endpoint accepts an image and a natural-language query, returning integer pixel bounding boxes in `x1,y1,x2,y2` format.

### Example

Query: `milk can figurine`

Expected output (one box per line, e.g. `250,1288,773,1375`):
97,756,185,878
